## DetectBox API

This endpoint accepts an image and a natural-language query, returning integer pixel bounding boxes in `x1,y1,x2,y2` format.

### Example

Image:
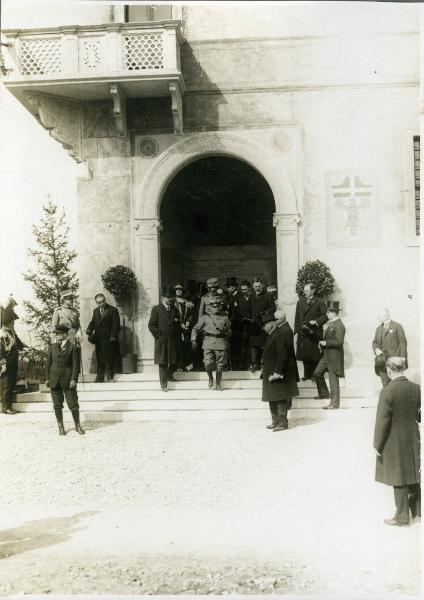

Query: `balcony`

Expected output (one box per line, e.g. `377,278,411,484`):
2,21,185,135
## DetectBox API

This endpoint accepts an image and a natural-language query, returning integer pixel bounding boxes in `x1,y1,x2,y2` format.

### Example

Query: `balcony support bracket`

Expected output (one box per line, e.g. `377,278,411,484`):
169,81,183,135
110,83,127,137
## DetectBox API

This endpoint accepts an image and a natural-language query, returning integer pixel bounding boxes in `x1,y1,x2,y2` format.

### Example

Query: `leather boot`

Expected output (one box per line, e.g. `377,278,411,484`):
266,413,278,430
71,408,85,435
215,370,223,391
206,369,214,389
274,401,288,432
54,407,66,436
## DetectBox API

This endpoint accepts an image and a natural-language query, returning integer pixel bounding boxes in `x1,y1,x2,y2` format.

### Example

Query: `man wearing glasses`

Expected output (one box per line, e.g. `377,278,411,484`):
86,293,120,383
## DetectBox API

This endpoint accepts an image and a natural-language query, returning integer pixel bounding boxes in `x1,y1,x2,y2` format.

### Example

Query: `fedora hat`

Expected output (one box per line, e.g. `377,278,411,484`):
161,286,175,298
326,300,340,312
54,324,70,334
261,309,276,325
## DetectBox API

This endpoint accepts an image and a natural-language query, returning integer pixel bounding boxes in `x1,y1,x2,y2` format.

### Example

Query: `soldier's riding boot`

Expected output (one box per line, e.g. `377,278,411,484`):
54,408,66,436
71,408,85,435
206,369,214,389
215,370,223,391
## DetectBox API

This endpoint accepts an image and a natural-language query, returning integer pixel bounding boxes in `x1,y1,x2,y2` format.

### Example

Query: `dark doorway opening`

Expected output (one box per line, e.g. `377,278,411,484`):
160,155,277,287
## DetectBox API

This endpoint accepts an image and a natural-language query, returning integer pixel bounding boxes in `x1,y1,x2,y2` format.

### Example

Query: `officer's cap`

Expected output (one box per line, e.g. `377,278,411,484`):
60,289,75,301
207,277,219,287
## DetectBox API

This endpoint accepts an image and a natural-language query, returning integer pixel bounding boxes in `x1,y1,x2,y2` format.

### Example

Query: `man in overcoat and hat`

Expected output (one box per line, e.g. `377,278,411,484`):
372,309,408,387
294,282,328,380
313,301,346,409
174,283,196,371
148,286,180,391
86,293,121,382
249,278,275,372
261,309,299,431
373,356,420,526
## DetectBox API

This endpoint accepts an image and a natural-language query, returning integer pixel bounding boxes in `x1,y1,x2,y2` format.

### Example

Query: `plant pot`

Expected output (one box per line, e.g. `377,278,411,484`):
121,353,137,374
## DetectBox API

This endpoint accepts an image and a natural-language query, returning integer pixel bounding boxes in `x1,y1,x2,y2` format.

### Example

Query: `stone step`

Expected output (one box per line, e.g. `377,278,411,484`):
3,406,374,423
13,396,376,412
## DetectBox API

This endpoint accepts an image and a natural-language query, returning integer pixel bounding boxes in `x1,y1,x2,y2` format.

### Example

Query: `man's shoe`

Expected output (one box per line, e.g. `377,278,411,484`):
384,517,409,527
273,424,288,432
167,375,177,382
161,385,168,392
208,380,214,389
215,384,224,391
266,423,276,430
4,408,19,415
58,424,66,436
75,424,85,435
323,404,338,410
314,395,330,400
301,377,311,381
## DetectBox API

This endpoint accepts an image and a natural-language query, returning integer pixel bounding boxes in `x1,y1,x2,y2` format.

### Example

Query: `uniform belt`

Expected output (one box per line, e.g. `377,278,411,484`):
204,332,225,338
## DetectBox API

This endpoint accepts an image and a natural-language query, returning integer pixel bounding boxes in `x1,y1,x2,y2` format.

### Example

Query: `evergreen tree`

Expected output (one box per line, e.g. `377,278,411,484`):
23,199,78,349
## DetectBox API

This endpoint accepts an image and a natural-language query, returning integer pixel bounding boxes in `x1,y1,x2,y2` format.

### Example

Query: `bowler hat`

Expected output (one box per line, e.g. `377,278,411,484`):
161,286,175,298
207,277,219,287
60,289,74,301
327,300,340,312
261,309,276,325
54,324,70,334
225,277,237,287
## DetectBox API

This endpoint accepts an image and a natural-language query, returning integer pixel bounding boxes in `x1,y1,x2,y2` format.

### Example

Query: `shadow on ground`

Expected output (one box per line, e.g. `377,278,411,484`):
0,511,97,559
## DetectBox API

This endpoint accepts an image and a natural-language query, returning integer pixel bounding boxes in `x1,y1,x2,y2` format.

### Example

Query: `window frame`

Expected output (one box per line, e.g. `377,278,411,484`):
404,129,420,246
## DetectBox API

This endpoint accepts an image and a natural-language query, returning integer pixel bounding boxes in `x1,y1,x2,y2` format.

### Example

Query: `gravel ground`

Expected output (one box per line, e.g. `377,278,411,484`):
0,411,421,596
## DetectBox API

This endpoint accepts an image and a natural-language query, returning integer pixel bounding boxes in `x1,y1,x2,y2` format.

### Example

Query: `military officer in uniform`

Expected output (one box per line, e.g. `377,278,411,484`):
51,290,82,346
0,296,25,415
294,282,328,380
198,277,220,319
191,298,232,391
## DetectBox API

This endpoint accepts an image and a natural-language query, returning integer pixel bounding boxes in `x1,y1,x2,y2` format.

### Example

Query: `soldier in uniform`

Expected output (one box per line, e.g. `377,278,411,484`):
191,298,232,391
198,277,220,319
0,296,25,415
51,290,82,346
45,324,85,436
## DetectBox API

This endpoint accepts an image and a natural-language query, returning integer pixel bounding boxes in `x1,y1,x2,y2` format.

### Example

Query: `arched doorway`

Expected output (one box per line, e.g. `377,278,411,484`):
159,155,277,288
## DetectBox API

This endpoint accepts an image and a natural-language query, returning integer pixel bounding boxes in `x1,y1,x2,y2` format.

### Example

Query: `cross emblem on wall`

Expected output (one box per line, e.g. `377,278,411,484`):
331,175,372,235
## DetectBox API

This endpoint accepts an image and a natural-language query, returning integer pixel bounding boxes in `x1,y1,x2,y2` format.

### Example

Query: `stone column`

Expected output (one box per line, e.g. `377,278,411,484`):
273,213,301,327
133,218,162,371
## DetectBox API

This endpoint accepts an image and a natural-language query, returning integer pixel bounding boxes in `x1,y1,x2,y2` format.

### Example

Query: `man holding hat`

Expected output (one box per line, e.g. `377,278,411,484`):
0,295,25,415
261,309,299,431
51,289,81,346
148,286,180,391
313,301,346,409
45,323,84,435
86,293,121,383
174,283,196,371
198,277,220,319
191,297,232,391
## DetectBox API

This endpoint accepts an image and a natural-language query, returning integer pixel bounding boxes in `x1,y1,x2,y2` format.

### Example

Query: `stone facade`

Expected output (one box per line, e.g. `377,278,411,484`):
3,2,420,384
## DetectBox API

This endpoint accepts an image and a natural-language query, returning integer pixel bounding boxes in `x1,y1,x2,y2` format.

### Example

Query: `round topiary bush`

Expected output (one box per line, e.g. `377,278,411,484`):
295,260,336,298
101,265,137,305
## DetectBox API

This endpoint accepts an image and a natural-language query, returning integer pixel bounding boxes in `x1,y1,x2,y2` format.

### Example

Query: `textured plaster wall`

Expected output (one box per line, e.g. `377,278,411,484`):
2,1,113,29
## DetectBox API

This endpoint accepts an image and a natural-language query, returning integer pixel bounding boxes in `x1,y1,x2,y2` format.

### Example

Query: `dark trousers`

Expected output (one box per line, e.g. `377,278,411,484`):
269,400,288,427
380,371,391,387
229,330,242,370
250,346,263,369
313,357,340,406
96,350,116,381
303,361,317,379
1,364,18,412
158,363,175,387
50,385,79,411
393,484,421,523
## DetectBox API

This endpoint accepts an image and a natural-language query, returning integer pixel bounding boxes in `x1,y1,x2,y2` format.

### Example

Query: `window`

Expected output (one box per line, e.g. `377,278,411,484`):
125,5,172,22
413,136,420,236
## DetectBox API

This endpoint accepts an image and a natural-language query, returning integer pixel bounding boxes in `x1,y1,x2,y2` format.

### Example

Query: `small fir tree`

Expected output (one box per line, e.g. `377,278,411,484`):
23,199,79,350
295,259,336,298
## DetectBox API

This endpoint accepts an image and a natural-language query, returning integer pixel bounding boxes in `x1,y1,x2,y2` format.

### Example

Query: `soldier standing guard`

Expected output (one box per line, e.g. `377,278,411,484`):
51,290,82,346
191,299,232,391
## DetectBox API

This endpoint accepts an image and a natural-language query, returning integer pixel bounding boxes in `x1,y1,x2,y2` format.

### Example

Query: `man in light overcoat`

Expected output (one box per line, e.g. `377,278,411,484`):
373,356,420,526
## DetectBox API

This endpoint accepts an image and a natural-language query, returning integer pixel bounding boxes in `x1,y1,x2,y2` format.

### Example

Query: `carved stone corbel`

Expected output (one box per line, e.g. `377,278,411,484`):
24,91,82,162
110,83,127,137
169,81,183,135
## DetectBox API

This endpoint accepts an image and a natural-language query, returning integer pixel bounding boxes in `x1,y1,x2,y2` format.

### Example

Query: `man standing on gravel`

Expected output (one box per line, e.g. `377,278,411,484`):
373,356,420,526
261,309,299,431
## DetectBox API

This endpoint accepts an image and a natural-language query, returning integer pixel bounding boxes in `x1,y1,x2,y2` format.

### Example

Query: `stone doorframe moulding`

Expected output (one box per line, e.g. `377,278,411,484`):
133,131,302,370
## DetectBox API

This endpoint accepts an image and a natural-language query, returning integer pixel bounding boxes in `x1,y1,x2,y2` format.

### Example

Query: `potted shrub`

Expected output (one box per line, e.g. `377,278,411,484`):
101,265,137,373
295,259,336,298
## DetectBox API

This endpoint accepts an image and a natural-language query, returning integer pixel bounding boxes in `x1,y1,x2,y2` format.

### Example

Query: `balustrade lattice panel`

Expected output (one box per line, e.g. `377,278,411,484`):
20,38,63,75
123,32,164,71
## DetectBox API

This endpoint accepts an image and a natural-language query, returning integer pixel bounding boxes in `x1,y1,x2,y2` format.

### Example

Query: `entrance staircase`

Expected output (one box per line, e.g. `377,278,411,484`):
10,371,375,423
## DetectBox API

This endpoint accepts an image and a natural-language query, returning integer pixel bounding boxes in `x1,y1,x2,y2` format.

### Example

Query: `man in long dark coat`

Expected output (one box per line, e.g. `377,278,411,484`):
174,283,196,371
314,301,345,408
372,309,408,387
294,282,328,380
86,293,121,382
148,286,179,391
249,278,275,372
261,309,299,431
373,356,420,526
0,295,25,415
236,280,253,370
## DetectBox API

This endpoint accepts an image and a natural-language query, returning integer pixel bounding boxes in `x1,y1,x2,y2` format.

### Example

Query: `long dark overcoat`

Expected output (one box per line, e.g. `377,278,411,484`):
323,318,345,377
294,296,328,362
261,322,299,403
46,342,80,389
250,291,275,347
148,303,179,365
86,304,121,365
374,377,420,486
